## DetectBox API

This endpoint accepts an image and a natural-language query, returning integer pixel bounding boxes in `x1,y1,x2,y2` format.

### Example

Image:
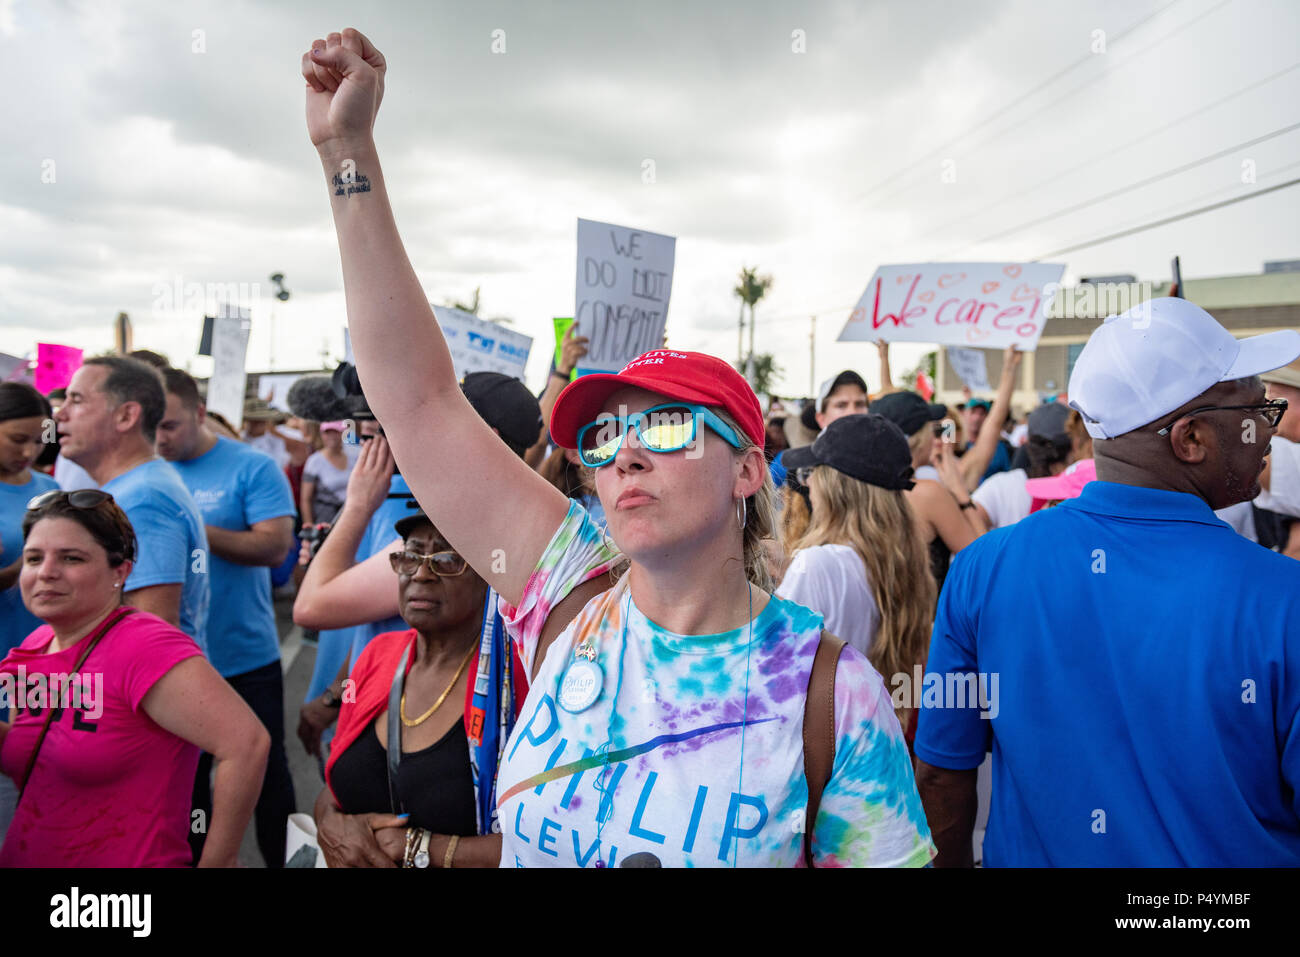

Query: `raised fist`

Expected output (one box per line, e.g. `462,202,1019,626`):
301,28,387,153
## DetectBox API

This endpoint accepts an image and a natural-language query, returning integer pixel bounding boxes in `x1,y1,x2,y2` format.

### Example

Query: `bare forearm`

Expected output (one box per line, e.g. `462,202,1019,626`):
199,738,269,867
320,143,460,425
205,525,291,567
915,762,978,867
428,833,501,868
297,501,370,595
0,559,19,591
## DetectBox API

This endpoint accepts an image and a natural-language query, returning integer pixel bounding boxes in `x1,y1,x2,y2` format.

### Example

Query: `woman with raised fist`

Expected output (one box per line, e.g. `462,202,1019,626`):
301,29,933,868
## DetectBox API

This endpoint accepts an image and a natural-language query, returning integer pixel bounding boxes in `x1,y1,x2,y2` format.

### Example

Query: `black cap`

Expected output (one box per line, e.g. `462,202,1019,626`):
1027,402,1070,444
799,399,821,435
870,391,948,436
394,508,434,541
782,414,915,491
461,372,543,451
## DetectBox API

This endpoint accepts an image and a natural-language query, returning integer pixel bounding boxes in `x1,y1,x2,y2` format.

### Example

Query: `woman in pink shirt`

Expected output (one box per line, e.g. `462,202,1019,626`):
0,490,269,867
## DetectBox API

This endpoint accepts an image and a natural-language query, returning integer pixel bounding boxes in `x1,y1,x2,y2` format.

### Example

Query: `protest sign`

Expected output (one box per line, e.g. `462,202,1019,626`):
552,318,578,382
574,218,675,373
0,352,31,384
206,306,251,429
945,346,991,392
34,343,82,394
433,306,533,380
256,374,305,412
838,262,1066,351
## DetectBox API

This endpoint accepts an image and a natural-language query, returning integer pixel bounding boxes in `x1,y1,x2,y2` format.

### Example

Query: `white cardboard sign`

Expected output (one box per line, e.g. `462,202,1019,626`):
945,346,991,392
838,262,1065,351
206,306,251,430
433,306,533,381
574,218,676,373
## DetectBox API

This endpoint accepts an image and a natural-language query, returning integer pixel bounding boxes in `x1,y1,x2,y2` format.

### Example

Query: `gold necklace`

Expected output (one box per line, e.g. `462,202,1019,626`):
400,642,477,728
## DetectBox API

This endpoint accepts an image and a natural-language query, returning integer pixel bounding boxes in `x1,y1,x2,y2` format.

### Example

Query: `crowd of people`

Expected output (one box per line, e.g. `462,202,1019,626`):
1,27,1299,869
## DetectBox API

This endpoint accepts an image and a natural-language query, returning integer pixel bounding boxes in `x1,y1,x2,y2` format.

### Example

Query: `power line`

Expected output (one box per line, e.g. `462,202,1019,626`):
948,120,1300,256
849,0,1183,205
856,0,1238,211
911,58,1300,252
759,160,1300,327
1031,176,1300,260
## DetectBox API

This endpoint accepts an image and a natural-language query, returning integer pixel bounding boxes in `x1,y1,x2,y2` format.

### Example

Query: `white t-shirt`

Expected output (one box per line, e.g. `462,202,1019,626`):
53,454,97,492
971,468,1031,528
244,432,289,470
776,544,879,658
1256,436,1300,518
1213,501,1258,542
496,502,935,869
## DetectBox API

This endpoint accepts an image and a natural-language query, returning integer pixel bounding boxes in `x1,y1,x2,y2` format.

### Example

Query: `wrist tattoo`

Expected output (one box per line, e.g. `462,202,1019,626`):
332,171,372,198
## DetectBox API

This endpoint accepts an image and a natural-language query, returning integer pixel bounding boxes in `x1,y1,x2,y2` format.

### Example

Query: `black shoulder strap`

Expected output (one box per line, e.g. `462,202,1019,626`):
803,630,846,868
17,607,136,807
385,644,411,815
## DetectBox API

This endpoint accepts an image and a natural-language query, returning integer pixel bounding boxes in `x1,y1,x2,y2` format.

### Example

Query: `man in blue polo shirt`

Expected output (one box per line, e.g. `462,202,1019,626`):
915,297,1300,867
56,357,209,651
157,368,297,868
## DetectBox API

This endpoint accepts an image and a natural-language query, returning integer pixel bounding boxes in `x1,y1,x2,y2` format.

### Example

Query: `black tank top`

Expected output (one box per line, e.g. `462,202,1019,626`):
330,719,478,836
928,535,951,592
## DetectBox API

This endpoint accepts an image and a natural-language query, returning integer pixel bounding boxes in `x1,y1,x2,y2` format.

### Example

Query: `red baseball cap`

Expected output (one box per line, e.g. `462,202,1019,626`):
550,350,764,450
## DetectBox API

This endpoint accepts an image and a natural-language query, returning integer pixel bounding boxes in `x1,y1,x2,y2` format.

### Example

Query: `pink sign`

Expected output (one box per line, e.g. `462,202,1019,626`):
34,343,83,394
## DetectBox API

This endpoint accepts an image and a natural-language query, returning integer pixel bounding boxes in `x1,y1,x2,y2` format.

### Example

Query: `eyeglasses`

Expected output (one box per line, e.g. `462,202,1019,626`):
795,466,818,487
388,549,469,578
1155,398,1288,436
577,403,744,468
27,489,114,511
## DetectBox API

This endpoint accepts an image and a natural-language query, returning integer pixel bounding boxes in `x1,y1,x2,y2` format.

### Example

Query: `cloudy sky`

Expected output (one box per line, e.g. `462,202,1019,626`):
3,0,1298,396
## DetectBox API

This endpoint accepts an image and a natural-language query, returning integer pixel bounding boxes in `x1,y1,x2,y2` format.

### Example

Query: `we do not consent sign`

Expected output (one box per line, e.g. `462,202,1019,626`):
574,218,676,374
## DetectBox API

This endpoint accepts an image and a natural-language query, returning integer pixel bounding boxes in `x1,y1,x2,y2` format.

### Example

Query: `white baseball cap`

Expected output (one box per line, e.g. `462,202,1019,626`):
1068,298,1300,439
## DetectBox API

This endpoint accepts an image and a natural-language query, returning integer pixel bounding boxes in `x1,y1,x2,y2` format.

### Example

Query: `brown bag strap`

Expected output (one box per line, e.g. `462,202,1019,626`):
16,606,135,805
803,630,845,868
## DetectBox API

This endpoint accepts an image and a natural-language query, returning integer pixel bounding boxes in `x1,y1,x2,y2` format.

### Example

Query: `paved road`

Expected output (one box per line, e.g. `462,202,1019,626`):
236,592,326,868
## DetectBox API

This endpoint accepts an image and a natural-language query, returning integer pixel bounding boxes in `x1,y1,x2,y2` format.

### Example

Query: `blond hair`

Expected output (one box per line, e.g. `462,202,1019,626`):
795,466,935,713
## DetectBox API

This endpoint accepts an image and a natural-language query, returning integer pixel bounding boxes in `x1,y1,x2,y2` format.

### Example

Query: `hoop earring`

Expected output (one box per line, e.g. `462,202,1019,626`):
736,496,747,530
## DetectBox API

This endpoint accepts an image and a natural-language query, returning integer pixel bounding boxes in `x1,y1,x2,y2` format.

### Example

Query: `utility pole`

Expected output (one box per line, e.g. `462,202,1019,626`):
737,300,745,367
809,315,816,396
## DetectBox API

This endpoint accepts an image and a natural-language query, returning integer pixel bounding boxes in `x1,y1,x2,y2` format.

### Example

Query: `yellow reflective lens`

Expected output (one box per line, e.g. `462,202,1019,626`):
585,433,622,463
641,419,693,450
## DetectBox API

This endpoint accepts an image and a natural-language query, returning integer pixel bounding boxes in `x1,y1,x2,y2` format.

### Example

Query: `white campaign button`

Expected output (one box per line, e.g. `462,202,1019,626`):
558,659,603,713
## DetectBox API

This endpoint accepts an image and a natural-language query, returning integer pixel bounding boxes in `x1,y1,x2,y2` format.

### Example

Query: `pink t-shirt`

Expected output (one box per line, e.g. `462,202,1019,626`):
0,610,203,867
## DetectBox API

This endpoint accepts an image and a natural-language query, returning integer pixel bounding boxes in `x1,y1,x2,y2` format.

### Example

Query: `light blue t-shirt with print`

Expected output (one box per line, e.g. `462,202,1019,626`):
170,437,295,677
101,459,210,656
0,471,60,656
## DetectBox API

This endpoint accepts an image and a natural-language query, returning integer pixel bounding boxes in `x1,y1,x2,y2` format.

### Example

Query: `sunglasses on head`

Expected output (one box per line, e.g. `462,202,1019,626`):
576,403,744,468
388,549,469,578
27,489,114,512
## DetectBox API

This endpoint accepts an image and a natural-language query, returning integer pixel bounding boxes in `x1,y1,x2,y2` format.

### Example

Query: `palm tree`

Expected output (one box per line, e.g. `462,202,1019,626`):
749,353,782,397
733,266,774,378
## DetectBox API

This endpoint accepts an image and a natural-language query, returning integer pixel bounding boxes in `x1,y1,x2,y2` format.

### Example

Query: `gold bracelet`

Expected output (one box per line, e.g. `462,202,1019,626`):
402,827,417,868
443,834,460,869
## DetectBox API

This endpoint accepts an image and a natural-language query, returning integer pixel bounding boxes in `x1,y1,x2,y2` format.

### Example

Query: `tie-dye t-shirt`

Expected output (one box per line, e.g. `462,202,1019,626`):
496,501,935,868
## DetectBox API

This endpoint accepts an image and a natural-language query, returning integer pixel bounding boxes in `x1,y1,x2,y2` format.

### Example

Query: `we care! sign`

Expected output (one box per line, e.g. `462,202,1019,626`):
838,262,1066,351
574,218,676,374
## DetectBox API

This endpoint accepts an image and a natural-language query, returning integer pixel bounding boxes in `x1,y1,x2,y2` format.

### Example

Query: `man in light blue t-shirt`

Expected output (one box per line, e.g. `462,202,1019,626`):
55,357,209,653
158,368,297,868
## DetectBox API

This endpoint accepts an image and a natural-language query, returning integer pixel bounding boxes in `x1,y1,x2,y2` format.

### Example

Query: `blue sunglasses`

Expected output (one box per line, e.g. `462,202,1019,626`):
577,403,744,468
